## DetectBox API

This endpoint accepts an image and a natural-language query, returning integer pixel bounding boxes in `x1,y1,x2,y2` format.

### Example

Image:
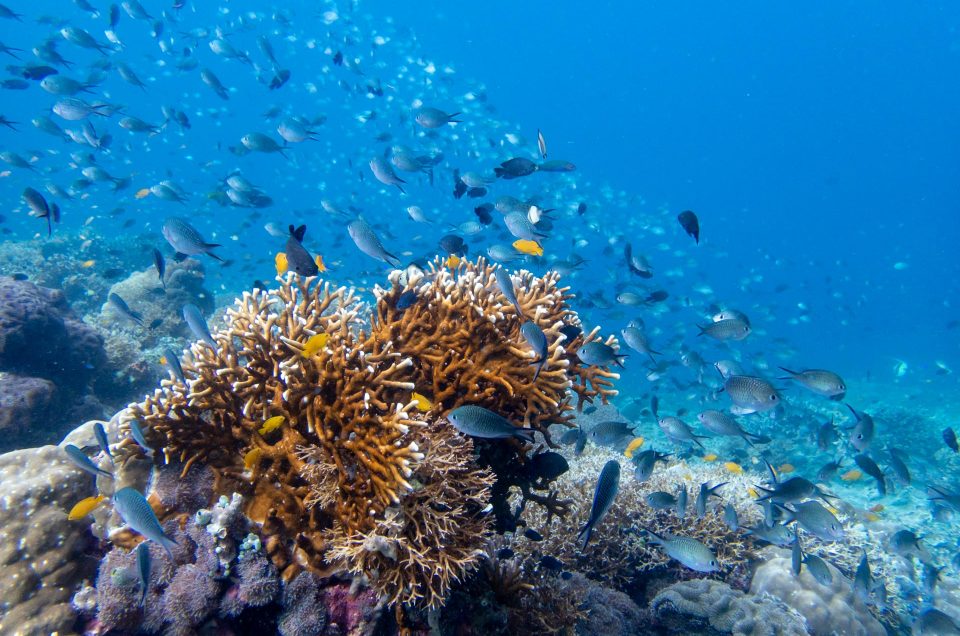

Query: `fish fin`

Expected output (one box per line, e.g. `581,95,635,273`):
577,522,593,549
614,354,628,368
447,112,462,123
493,167,504,178
777,366,799,377
696,324,706,336
514,428,536,444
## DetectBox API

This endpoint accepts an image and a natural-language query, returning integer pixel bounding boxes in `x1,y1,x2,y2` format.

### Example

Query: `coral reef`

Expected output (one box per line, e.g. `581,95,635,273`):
94,259,214,401
117,258,618,610
0,445,97,635
0,276,109,449
90,492,281,634
651,578,808,635
750,549,886,636
511,442,762,587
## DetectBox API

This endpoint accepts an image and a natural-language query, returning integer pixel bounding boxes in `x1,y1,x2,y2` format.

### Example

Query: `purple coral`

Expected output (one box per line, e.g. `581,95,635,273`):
164,564,220,630
152,463,215,513
219,552,280,617
278,572,328,636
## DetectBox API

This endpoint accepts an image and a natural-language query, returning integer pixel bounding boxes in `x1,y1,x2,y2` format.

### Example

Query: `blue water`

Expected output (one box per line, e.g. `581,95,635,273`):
2,1,957,389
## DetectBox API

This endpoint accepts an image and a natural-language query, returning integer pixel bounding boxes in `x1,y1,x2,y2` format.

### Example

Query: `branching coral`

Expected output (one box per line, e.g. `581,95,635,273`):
114,258,617,609
372,257,619,442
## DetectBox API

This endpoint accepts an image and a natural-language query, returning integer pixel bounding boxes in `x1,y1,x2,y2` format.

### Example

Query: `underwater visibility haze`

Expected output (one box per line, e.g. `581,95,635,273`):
0,1,958,635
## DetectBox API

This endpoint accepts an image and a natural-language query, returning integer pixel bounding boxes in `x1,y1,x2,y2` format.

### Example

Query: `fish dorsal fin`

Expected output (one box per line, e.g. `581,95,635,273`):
289,224,307,242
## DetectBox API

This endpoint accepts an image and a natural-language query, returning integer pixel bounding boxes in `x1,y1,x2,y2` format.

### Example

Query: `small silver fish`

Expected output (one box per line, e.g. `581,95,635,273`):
520,320,547,381
64,444,112,479
162,217,222,261
347,218,400,267
645,529,718,572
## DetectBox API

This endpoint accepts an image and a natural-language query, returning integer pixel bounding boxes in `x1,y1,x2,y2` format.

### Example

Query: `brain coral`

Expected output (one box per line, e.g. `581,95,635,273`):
119,257,619,609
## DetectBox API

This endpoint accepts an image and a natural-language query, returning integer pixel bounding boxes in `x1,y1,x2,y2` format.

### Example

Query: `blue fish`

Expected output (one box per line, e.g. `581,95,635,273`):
63,444,113,479
164,348,186,383
577,460,620,549
93,422,113,463
136,541,151,606
182,304,217,350
129,420,154,458
494,266,523,317
396,289,418,310
113,487,177,558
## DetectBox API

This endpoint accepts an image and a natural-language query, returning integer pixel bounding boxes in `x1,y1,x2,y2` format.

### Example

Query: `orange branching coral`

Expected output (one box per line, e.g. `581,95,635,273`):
371,257,620,445
117,258,620,609
320,420,495,608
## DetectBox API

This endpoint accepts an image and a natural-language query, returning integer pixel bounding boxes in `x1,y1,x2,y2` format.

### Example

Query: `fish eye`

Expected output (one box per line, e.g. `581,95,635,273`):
770,394,778,401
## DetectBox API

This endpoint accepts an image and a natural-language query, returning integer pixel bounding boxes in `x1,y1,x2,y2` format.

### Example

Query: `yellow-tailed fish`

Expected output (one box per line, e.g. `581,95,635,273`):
411,392,433,412
244,447,262,470
275,252,288,276
724,461,744,474
135,188,151,199
702,453,718,462
512,239,543,257
301,333,329,358
68,494,105,520
81,259,96,268
866,512,880,522
445,254,460,268
315,255,327,272
841,469,862,481
258,415,285,435
623,436,644,459
778,463,795,474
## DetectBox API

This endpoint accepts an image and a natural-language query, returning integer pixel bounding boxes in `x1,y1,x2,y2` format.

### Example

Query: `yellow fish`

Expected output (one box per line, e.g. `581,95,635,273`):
623,437,645,459
778,463,795,474
301,333,329,358
258,415,285,435
411,392,433,412
865,512,880,522
724,461,744,475
81,259,96,268
68,495,105,520
702,453,718,462
243,447,262,470
135,188,151,199
315,255,327,272
275,252,288,276
512,239,543,257
840,469,862,481
445,254,461,268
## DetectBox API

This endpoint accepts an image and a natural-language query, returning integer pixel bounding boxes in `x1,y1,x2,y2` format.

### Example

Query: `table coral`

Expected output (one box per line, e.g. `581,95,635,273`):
117,258,618,609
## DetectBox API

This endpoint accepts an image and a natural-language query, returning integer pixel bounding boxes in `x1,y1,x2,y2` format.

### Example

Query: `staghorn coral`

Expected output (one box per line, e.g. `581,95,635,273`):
372,257,619,441
116,258,615,609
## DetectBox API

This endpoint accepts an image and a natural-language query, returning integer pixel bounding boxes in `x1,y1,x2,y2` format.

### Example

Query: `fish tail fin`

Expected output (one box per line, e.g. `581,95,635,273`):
447,112,462,123
203,244,223,261
493,167,504,178
384,251,400,267
514,428,536,444
696,324,706,336
642,528,665,545
615,354,628,368
577,522,592,550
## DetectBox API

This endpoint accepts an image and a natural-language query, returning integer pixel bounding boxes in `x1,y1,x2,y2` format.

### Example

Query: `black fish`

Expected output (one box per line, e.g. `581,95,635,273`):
943,427,959,453
285,225,319,276
854,454,886,496
474,203,494,225
539,555,564,571
524,528,543,541
108,293,143,326
577,202,587,216
153,248,166,289
558,323,582,343
577,460,620,548
395,290,418,310
525,451,568,482
438,234,466,256
677,210,700,244
494,157,538,179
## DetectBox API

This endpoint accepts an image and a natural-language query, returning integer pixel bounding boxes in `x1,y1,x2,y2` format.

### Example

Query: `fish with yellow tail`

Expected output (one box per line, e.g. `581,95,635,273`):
411,392,433,412
275,252,288,275
258,415,285,435
624,437,645,459
301,333,328,358
512,239,543,257
68,495,105,520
